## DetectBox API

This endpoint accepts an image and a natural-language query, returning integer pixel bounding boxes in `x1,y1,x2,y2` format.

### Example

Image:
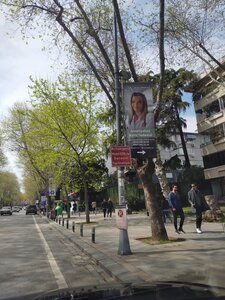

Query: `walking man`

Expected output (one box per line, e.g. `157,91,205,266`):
188,183,209,234
168,184,185,234
107,198,113,218
101,199,108,219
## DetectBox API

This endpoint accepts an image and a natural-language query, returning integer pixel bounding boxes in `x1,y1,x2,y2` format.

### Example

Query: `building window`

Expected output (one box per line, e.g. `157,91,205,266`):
203,150,225,169
219,95,225,110
209,124,225,144
203,99,220,118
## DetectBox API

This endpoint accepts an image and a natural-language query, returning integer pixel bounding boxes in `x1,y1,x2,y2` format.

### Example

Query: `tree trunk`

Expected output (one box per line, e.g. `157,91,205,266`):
135,0,168,242
155,148,171,199
174,104,191,168
137,159,168,241
83,179,90,223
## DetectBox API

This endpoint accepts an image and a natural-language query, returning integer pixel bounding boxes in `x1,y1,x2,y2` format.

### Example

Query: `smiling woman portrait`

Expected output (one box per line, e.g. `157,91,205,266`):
126,92,154,130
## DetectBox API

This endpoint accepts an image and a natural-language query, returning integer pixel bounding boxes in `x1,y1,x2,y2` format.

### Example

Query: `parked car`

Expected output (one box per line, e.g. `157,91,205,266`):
12,206,21,212
0,206,12,216
26,205,37,215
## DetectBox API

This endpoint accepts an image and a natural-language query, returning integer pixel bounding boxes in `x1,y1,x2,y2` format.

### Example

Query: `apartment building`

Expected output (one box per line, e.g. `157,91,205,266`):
159,132,204,182
190,60,225,199
159,132,204,167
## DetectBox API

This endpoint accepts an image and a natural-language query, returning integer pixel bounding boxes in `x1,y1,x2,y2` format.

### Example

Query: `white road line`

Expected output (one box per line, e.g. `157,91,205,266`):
33,216,68,289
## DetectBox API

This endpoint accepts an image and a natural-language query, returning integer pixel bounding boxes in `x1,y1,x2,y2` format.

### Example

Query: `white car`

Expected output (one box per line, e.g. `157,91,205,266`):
0,206,12,216
12,206,20,212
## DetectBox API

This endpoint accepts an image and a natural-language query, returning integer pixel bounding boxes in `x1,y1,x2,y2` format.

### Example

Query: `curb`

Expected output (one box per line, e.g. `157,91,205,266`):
47,218,149,284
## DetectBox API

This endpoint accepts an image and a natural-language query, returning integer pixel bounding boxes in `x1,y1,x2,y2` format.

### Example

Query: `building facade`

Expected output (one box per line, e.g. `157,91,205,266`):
191,61,225,200
159,132,204,167
107,132,204,182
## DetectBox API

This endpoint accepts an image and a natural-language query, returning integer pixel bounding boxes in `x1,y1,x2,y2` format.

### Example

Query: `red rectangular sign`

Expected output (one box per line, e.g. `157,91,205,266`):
111,146,132,167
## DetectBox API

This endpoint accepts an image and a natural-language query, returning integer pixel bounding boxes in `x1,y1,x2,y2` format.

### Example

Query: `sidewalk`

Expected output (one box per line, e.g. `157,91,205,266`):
46,212,225,288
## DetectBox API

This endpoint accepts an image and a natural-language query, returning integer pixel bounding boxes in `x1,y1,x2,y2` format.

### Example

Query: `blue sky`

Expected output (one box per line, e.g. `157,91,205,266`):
181,92,197,132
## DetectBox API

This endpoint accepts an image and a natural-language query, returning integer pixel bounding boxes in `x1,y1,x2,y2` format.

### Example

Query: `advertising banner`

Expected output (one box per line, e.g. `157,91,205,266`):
123,82,156,158
49,177,56,196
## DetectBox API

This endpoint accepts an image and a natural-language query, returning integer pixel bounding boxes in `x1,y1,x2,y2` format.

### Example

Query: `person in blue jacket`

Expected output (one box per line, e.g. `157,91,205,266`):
168,184,185,234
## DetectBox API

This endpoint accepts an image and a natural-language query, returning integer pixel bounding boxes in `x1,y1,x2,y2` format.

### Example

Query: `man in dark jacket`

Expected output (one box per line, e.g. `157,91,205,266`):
107,198,113,218
188,183,209,234
168,184,185,234
101,199,108,219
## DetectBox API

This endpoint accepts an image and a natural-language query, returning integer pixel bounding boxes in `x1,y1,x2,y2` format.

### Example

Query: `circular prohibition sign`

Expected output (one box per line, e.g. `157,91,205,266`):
118,209,124,217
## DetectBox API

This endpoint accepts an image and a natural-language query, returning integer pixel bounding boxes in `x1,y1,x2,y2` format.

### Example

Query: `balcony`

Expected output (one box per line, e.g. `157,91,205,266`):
197,111,224,133
201,125,225,156
204,164,225,180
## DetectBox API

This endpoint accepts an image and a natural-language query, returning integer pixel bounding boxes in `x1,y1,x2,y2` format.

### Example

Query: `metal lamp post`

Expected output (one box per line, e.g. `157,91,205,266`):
114,11,132,256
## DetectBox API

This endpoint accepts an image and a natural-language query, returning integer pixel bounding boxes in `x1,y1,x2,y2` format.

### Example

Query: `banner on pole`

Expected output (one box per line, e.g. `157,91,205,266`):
123,82,157,158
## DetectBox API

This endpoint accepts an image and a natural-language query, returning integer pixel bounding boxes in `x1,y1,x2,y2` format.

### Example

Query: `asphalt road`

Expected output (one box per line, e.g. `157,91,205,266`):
0,210,115,300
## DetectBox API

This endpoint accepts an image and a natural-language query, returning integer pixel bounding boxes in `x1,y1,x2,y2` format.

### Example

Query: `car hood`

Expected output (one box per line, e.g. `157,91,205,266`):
4,281,225,300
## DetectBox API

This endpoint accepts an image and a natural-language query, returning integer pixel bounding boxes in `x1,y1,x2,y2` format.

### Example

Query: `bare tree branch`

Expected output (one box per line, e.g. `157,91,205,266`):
112,0,138,82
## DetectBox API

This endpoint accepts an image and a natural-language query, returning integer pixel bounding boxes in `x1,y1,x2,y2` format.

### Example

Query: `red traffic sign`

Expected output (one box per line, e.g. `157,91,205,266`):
111,146,132,167
118,209,124,217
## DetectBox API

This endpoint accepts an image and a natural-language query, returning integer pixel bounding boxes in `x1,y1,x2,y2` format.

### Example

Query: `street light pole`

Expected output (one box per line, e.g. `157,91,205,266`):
114,11,131,255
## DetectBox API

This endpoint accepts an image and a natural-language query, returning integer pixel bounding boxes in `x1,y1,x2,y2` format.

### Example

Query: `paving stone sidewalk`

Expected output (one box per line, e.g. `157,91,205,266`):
45,212,225,288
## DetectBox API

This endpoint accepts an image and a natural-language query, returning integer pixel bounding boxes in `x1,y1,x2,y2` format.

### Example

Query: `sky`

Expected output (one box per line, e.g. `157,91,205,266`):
0,9,197,186
0,14,60,184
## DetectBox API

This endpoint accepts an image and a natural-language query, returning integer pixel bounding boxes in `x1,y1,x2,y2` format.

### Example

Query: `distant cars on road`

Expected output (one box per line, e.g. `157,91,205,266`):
26,205,38,215
12,206,21,212
0,206,13,216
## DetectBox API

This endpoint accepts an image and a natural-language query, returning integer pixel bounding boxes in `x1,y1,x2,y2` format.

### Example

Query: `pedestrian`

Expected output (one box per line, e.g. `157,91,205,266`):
107,198,113,217
161,196,172,223
188,183,209,234
168,184,185,234
101,199,108,219
91,201,97,214
55,202,63,217
72,202,77,215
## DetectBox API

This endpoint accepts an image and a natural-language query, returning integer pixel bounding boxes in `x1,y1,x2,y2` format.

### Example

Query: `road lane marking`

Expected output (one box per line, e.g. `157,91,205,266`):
33,216,68,289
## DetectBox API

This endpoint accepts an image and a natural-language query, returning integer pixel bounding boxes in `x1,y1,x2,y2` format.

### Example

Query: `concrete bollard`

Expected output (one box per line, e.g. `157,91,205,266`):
92,227,95,243
80,223,83,237
66,219,69,229
72,221,75,232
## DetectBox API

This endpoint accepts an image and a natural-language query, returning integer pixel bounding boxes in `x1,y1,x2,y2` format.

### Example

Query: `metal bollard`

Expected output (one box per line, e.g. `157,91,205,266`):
62,218,64,226
80,223,83,237
72,221,75,232
92,227,95,243
59,218,61,225
66,219,69,229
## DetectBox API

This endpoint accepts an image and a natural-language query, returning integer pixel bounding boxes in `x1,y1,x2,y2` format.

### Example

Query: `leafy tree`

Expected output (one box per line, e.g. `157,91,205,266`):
0,171,21,206
166,0,225,74
0,0,198,240
11,77,105,222
0,132,7,168
2,102,49,199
